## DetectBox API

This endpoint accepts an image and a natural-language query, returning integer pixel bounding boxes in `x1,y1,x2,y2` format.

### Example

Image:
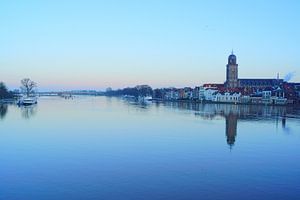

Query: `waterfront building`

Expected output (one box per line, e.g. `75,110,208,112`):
192,87,200,100
165,88,179,100
184,87,193,99
250,94,263,104
239,79,283,88
213,92,241,103
225,52,284,88
203,84,224,90
199,86,205,100
164,91,172,100
178,89,185,99
283,82,300,104
262,91,272,104
204,88,218,101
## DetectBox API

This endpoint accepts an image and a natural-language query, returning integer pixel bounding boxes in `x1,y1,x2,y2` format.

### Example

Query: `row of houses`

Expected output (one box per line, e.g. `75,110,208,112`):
154,87,243,103
153,82,300,105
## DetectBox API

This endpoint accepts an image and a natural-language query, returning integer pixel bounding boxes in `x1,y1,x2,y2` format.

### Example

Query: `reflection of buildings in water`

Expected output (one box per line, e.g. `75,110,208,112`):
165,101,297,120
0,104,8,119
163,101,299,148
21,105,37,119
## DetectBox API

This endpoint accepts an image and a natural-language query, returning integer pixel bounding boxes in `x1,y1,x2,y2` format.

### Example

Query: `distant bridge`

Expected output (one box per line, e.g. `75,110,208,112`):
38,91,104,96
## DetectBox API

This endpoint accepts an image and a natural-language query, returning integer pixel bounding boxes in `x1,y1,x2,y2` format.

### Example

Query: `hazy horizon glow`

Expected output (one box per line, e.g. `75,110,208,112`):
1,0,300,91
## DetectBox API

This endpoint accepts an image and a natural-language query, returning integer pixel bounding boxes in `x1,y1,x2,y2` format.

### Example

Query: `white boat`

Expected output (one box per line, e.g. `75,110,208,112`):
18,96,38,106
137,96,152,104
144,96,152,101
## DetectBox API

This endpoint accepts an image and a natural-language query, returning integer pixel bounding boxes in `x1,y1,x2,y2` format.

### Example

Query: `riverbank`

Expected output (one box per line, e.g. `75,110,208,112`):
151,98,300,107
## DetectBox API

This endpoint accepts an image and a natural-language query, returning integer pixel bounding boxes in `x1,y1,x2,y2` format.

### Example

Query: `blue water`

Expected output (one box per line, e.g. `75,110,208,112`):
0,97,300,200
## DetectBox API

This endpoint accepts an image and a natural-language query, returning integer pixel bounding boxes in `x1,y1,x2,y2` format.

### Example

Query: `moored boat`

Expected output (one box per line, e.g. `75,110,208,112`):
137,96,152,104
18,96,38,106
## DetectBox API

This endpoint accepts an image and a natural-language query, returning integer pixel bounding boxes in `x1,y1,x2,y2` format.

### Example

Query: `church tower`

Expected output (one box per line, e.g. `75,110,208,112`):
226,51,239,88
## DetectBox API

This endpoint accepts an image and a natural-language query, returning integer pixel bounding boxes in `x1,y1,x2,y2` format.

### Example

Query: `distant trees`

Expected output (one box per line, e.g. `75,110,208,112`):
153,88,164,99
135,85,152,97
20,78,37,97
105,87,138,97
105,85,153,97
0,82,13,99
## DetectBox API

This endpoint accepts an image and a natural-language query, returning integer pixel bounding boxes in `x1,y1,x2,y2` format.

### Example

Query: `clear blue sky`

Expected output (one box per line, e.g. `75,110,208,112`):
1,0,299,91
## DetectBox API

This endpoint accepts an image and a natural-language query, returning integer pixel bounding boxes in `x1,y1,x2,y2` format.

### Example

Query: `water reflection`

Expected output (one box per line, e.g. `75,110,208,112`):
0,104,8,119
226,112,237,148
20,105,37,119
1,98,299,148
123,98,152,110
1,99,299,199
162,102,300,148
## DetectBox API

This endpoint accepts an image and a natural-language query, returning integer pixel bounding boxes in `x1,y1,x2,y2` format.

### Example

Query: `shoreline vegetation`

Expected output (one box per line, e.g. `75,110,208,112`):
0,79,37,104
0,82,15,103
150,98,300,107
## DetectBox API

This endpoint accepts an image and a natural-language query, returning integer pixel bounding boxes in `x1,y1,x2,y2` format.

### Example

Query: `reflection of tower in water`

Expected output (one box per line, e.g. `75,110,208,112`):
225,113,238,148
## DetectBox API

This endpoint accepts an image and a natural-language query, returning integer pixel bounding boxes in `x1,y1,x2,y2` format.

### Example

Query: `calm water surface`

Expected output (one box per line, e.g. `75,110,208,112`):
0,96,300,200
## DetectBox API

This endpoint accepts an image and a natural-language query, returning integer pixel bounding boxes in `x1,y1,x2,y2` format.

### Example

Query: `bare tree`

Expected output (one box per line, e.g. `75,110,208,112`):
21,78,37,97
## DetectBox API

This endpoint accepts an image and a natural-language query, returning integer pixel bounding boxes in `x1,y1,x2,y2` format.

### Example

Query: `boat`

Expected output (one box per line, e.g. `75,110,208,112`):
137,96,152,104
144,96,152,101
18,96,38,106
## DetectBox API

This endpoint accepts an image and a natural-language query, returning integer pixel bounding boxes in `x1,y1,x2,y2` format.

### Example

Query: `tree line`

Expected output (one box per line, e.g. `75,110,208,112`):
0,82,14,99
0,78,37,99
105,85,153,97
